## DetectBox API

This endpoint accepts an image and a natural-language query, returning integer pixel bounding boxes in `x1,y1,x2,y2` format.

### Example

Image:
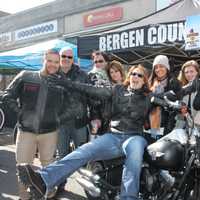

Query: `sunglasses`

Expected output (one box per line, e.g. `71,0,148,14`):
130,72,144,78
61,55,73,59
94,60,104,64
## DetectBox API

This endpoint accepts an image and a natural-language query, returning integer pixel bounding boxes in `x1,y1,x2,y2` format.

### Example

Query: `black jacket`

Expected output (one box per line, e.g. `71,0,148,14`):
193,90,200,110
58,64,89,128
2,70,63,134
88,70,111,133
158,76,182,134
61,81,152,134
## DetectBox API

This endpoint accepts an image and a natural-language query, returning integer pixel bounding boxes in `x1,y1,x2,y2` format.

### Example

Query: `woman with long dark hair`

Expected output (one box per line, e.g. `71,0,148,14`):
148,55,181,137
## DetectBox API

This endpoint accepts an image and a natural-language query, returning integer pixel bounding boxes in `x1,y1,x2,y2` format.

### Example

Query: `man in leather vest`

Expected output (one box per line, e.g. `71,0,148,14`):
2,49,63,200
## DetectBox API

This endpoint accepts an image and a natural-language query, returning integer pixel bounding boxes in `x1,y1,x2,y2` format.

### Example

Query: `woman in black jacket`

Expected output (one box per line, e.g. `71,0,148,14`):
148,55,181,137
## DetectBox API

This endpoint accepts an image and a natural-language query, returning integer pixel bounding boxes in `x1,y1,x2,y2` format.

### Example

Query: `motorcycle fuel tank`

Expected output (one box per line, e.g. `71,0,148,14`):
147,139,185,170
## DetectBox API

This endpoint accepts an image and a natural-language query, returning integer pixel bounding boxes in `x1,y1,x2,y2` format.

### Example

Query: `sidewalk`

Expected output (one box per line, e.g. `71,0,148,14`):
0,128,87,200
0,129,18,200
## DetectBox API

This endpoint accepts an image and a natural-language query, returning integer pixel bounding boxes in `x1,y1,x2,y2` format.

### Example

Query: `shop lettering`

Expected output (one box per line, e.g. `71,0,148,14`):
0,32,12,44
99,22,185,51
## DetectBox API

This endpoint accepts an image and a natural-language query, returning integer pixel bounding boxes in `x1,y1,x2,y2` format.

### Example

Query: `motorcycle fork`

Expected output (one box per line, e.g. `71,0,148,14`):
171,153,195,200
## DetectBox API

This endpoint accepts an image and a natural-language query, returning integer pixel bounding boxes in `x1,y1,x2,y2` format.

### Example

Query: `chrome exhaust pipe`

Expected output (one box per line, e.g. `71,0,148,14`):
78,168,100,182
76,177,101,197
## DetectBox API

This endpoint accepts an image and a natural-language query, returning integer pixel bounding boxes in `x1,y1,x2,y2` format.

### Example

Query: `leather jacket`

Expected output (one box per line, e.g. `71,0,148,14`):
62,81,151,134
2,70,63,134
154,76,182,135
88,70,111,133
58,64,89,128
193,91,200,110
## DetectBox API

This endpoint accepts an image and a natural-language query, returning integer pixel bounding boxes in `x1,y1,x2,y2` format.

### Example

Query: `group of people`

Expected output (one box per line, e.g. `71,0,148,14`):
2,47,200,200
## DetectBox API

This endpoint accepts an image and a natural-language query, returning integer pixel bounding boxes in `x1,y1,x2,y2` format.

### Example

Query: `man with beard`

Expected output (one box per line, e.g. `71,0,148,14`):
2,49,63,200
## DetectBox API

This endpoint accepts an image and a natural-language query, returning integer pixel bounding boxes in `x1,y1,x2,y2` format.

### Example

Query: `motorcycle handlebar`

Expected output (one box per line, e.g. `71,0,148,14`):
150,96,183,111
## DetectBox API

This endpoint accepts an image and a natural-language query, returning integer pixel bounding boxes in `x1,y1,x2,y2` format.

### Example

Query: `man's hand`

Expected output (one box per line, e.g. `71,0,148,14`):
47,74,73,88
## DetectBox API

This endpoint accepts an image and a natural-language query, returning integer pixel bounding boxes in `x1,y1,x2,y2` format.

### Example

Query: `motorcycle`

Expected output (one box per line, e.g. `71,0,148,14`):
76,97,200,200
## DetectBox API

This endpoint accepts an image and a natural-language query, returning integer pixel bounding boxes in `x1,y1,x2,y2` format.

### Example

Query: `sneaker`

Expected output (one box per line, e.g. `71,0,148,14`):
17,164,46,200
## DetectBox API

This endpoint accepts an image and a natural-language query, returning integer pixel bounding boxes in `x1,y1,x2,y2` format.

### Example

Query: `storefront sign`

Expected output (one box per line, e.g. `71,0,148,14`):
83,7,123,27
99,21,185,51
185,15,200,51
15,20,58,41
0,32,12,44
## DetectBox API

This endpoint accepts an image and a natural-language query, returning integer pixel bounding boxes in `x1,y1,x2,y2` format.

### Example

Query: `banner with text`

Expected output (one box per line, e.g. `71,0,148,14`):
78,21,185,57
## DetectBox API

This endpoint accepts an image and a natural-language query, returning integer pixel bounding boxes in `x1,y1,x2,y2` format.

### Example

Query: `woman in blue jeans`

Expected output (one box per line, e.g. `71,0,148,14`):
17,64,153,200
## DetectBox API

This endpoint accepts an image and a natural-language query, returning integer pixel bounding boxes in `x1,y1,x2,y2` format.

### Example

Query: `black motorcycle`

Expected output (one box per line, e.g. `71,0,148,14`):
76,97,200,200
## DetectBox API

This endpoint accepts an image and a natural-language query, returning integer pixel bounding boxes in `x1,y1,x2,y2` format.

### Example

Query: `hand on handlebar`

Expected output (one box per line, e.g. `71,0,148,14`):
151,95,186,112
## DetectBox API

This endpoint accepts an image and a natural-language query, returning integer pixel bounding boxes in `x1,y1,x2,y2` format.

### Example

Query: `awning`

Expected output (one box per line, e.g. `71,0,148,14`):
0,39,92,73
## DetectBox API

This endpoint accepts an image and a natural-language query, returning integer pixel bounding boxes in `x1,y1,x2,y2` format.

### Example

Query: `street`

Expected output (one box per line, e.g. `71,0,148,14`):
0,129,87,200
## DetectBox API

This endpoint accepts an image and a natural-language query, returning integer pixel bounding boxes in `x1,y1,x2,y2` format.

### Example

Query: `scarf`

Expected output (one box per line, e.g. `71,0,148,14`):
90,67,108,80
90,67,110,86
150,78,168,129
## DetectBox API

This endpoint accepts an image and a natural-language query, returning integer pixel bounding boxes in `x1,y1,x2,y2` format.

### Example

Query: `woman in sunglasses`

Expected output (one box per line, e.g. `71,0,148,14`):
148,55,181,138
18,64,156,200
89,50,110,86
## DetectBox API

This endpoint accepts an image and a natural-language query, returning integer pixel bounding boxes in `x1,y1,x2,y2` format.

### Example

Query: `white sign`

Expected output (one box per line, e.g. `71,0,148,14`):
15,20,58,41
185,15,200,51
0,32,12,44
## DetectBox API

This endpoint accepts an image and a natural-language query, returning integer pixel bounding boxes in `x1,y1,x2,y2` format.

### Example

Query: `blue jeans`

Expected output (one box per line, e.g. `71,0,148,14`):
39,133,147,200
57,125,88,158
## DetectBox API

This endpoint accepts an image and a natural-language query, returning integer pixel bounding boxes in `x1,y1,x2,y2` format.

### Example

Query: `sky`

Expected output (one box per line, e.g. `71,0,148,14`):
0,0,179,14
0,0,55,14
156,0,178,10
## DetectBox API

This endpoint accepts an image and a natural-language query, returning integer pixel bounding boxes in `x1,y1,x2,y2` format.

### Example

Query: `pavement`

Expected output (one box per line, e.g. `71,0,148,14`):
0,128,87,200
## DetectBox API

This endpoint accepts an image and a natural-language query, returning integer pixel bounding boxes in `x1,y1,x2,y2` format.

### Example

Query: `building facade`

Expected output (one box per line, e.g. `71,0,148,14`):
0,0,156,52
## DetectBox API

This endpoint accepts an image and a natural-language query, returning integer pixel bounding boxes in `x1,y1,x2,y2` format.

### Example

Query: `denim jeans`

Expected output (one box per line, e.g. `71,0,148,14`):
39,133,147,200
57,125,88,158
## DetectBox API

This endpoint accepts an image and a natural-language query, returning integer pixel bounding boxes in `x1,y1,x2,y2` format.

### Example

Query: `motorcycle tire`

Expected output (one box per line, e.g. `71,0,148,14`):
0,108,5,131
